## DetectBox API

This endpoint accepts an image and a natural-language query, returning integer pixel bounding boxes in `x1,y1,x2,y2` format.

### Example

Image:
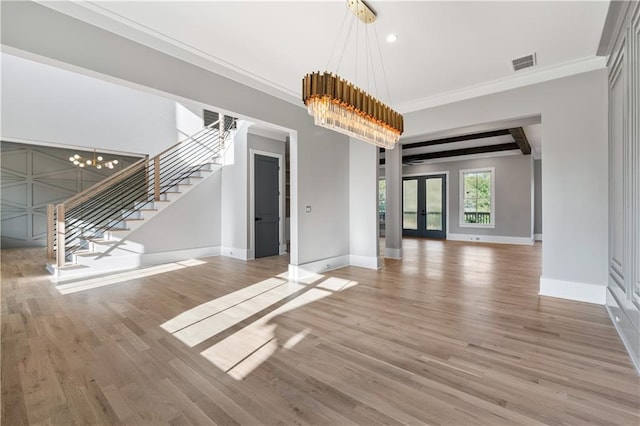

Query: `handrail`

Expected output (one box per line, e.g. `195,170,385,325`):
63,118,228,210
48,115,235,268
64,156,148,210
155,119,224,158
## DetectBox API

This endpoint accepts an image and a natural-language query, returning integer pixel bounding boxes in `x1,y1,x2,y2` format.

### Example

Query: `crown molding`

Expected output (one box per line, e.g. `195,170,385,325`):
35,1,607,116
34,1,302,106
395,56,606,113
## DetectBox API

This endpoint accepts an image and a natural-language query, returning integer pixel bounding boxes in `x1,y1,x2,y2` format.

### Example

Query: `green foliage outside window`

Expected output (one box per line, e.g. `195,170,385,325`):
378,179,386,216
463,171,492,224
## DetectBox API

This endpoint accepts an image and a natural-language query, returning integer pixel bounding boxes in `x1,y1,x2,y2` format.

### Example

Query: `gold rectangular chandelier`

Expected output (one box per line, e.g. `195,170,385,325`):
302,0,403,149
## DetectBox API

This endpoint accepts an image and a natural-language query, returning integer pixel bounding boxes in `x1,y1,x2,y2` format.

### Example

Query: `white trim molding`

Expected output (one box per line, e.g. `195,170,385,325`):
539,277,606,305
349,255,382,270
447,233,534,245
220,247,249,260
288,255,351,281
396,56,606,113
49,246,221,281
534,233,543,241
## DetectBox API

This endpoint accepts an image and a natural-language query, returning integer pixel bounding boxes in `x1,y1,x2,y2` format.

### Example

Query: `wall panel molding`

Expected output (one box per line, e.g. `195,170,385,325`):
604,1,640,372
1,141,139,248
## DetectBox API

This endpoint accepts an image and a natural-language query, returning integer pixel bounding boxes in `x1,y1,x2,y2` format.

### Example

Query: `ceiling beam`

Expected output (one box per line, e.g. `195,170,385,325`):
508,127,531,154
400,129,512,150
380,142,520,164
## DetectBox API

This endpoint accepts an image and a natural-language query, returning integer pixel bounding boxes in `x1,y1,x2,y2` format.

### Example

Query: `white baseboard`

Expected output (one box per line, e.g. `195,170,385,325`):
605,289,640,374
539,276,606,304
534,233,543,241
447,233,534,245
384,247,403,259
288,255,351,281
220,246,249,260
141,246,221,265
287,253,382,282
350,255,381,269
49,246,221,282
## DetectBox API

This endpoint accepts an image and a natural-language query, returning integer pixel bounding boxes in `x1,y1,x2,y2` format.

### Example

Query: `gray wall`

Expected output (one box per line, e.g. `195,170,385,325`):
534,159,542,235
1,141,139,248
400,154,533,239
403,68,608,290
1,1,349,267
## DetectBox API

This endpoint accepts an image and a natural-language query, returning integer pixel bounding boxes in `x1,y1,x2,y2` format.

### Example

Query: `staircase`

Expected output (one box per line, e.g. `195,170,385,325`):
46,116,235,280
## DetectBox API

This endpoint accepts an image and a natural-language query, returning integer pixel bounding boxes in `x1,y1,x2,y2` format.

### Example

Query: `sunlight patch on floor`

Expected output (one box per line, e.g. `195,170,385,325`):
200,287,332,379
161,277,288,334
160,273,358,380
171,280,306,347
56,259,206,295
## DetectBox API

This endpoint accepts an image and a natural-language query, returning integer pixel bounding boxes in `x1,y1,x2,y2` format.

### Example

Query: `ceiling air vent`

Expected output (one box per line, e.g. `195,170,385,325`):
512,53,536,71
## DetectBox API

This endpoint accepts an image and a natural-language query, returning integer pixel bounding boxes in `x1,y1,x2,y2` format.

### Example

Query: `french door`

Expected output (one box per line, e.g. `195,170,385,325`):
403,174,446,238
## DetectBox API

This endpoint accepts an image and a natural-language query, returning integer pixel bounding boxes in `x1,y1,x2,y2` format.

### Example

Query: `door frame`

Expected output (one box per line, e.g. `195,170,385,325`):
402,171,450,237
249,149,284,260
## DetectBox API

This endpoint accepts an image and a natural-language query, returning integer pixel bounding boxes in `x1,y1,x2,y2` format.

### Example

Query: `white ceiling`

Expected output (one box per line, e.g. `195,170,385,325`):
52,1,609,111
41,1,608,156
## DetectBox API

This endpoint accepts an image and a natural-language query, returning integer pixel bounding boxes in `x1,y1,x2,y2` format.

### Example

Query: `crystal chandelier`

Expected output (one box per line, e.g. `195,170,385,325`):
302,0,403,149
69,149,119,169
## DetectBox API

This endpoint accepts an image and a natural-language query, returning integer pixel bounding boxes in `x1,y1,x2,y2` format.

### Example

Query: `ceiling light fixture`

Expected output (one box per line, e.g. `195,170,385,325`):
302,0,403,149
69,149,118,169
386,33,397,43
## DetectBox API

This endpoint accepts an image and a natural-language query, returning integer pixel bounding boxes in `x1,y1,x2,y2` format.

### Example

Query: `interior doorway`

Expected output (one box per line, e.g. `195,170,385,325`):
254,154,280,258
402,174,447,239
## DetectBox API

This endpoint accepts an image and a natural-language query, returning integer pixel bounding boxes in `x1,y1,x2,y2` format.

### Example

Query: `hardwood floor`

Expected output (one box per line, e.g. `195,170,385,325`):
2,239,639,425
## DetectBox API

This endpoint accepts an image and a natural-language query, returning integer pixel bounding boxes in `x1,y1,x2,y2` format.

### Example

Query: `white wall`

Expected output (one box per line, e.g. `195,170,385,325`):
1,1,350,270
128,171,222,253
404,69,608,300
1,52,177,156
220,125,249,259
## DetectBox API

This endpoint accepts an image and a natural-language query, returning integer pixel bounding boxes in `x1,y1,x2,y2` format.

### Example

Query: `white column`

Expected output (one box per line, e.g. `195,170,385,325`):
384,144,403,259
220,121,250,259
349,138,381,269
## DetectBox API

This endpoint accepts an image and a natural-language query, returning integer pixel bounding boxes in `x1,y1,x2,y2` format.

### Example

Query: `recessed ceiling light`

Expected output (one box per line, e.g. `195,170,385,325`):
386,33,398,43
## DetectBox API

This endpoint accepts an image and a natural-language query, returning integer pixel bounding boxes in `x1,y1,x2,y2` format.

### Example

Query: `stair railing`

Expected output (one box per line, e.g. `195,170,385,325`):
47,115,234,268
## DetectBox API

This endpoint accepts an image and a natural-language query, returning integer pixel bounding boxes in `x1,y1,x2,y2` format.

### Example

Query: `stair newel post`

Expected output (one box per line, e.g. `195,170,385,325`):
46,204,55,260
154,156,161,201
56,204,66,268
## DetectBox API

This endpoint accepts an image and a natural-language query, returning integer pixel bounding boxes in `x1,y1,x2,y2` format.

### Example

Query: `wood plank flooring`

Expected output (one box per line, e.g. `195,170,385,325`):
2,239,639,425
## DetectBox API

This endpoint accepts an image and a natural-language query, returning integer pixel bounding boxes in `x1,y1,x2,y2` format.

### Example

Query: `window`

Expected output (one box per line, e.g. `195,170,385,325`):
378,179,386,224
460,167,495,227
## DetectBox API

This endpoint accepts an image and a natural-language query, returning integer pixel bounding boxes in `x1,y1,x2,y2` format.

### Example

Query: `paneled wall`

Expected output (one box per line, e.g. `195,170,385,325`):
605,2,640,371
1,142,139,248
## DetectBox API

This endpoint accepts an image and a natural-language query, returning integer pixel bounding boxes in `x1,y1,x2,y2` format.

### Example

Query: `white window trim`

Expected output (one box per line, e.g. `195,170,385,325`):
459,167,495,229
